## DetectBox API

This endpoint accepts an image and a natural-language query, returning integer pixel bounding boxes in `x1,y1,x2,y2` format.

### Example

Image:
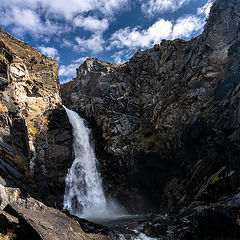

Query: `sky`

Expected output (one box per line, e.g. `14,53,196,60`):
0,0,214,83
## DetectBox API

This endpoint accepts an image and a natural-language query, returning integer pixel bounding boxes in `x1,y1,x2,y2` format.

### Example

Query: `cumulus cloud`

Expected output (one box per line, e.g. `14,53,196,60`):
74,34,105,54
60,39,73,48
0,7,66,37
111,49,134,64
0,0,214,69
171,15,203,39
38,46,60,61
197,0,214,17
96,0,130,17
72,57,90,63
1,0,130,20
74,16,109,33
139,0,189,16
108,14,205,50
0,0,129,37
59,57,88,82
108,0,213,52
59,63,79,78
1,8,40,31
108,19,173,49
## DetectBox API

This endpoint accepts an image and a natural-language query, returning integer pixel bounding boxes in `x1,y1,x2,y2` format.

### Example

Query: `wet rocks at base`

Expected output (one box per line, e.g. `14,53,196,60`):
141,197,240,239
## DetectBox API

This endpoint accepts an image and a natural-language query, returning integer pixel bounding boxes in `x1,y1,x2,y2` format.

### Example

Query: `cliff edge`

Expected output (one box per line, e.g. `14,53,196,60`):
61,0,240,230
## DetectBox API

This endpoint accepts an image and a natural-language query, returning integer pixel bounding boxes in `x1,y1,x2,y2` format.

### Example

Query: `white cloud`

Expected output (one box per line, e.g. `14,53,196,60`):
107,0,213,63
74,16,109,33
108,1,210,52
61,78,73,84
0,0,129,21
72,57,90,63
59,57,88,80
38,46,60,61
139,0,189,16
97,0,130,16
108,19,173,49
172,15,203,39
0,0,129,37
59,63,79,78
60,39,73,48
111,49,134,64
0,7,66,37
112,51,126,64
0,0,213,68
1,8,40,31
197,0,214,18
74,34,105,54
0,0,127,19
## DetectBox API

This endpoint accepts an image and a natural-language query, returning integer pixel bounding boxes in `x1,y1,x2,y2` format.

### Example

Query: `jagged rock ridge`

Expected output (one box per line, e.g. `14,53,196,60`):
61,0,240,237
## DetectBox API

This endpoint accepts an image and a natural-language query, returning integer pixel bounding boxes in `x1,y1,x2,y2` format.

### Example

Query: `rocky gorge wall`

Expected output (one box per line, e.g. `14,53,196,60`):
0,28,72,209
1,0,240,239
61,0,240,219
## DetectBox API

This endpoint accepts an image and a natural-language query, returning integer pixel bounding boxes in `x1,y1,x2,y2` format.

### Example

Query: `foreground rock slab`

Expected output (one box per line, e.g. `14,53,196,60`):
4,197,111,240
0,209,18,232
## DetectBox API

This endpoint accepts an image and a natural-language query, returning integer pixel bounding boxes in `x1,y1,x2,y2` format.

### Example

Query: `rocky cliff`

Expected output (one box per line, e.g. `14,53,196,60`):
61,0,240,237
0,27,73,209
1,0,240,239
0,28,112,240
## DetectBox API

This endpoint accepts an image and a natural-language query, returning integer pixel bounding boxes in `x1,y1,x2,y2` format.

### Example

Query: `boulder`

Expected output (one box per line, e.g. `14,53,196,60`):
4,197,111,240
0,210,18,232
192,205,240,239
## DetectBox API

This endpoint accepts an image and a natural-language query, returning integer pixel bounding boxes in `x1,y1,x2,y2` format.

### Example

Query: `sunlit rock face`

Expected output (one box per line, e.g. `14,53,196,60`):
0,28,72,208
0,28,61,143
61,0,240,214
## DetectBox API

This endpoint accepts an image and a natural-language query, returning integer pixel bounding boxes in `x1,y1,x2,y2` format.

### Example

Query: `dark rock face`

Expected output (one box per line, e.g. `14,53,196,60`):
61,0,240,223
45,107,73,208
0,210,19,233
0,141,37,207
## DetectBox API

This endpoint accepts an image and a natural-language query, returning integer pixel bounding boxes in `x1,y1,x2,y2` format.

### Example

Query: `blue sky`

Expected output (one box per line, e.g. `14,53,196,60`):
0,0,214,83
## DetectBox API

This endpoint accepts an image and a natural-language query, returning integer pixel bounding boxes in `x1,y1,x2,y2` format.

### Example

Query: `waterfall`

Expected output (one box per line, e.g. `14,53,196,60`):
63,106,124,220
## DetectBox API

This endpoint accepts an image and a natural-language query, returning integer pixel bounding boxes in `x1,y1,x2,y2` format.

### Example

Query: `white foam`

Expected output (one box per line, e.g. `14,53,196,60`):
63,106,125,220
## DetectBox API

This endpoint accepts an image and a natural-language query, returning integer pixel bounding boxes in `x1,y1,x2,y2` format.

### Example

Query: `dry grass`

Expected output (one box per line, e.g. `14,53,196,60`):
25,114,49,141
0,229,16,240
0,53,7,63
5,154,24,169
0,102,8,114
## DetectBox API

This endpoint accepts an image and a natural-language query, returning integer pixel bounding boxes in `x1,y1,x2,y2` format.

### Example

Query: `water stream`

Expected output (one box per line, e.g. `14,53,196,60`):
63,106,158,240
63,106,124,220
